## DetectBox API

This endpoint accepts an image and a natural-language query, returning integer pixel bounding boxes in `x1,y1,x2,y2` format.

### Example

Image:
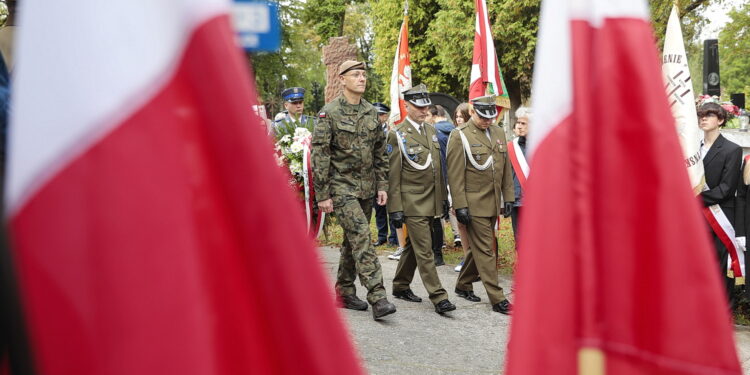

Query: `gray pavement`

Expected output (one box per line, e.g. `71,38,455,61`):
318,246,750,374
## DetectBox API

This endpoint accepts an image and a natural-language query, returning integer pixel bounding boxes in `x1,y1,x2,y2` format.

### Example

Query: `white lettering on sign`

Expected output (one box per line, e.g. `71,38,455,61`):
232,3,270,33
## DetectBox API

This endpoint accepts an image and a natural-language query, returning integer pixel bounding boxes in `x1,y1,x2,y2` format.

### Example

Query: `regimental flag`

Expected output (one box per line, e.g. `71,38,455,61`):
468,0,510,111
6,1,362,374
389,3,412,126
663,4,704,195
506,0,742,374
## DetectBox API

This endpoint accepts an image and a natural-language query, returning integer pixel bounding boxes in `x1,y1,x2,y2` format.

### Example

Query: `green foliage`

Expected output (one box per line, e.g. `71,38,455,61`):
251,0,327,117
719,0,750,106
303,0,348,42
253,0,722,114
273,117,316,141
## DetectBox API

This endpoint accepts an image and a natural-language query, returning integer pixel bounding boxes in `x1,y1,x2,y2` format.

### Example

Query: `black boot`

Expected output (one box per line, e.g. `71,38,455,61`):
372,299,397,320
433,250,445,266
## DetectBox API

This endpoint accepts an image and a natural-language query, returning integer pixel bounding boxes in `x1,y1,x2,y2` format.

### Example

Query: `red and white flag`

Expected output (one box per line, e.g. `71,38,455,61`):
468,0,510,110
6,1,362,374
506,0,741,374
389,5,412,126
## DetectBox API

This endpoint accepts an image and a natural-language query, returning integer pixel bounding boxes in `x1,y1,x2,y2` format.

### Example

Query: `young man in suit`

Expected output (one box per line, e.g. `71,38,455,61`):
699,102,743,308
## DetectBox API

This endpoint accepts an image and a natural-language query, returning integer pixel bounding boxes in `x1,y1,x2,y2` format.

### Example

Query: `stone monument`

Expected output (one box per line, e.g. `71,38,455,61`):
322,36,358,103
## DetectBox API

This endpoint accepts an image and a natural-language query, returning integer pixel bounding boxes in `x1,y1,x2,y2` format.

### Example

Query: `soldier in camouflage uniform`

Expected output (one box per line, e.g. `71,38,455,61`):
311,60,397,320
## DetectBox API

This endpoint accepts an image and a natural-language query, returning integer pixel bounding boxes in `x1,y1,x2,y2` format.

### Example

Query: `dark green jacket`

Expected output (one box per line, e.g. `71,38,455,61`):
311,95,388,202
446,120,514,217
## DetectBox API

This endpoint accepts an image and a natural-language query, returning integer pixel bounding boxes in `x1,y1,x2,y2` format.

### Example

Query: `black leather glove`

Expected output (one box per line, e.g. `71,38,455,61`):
455,208,471,226
503,202,514,218
391,211,405,228
441,200,450,220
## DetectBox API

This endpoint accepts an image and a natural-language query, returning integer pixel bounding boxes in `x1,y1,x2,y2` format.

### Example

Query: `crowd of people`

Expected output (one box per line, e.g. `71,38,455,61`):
301,60,532,320
275,59,747,321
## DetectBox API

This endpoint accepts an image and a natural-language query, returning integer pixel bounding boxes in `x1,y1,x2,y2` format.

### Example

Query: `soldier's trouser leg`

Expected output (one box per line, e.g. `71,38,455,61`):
462,216,506,305
456,247,479,292
334,197,386,304
335,234,357,296
393,216,448,304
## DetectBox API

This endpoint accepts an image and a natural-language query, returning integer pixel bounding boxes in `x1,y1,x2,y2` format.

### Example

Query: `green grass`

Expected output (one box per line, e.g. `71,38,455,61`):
318,212,518,275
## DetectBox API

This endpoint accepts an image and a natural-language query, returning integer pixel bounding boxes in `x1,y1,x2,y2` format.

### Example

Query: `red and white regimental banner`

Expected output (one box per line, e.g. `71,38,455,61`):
7,1,362,374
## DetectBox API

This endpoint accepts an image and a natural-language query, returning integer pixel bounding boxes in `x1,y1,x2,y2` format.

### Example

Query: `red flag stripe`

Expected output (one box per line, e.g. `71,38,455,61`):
10,15,362,375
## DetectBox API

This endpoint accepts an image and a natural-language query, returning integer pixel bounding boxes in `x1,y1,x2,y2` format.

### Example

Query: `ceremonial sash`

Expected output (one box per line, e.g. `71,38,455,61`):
456,129,493,171
302,142,326,239
394,130,432,170
702,202,744,278
507,138,529,190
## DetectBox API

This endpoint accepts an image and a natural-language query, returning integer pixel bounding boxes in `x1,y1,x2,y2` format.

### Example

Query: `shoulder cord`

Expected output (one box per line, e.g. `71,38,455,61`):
395,130,432,171
457,129,493,171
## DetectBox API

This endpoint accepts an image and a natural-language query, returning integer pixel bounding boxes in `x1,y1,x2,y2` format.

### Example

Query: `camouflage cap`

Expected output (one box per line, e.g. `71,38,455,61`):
471,95,498,119
338,60,366,75
402,83,431,107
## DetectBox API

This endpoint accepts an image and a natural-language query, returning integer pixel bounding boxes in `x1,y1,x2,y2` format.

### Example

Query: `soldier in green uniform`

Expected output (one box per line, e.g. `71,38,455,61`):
447,95,515,315
387,84,456,314
311,60,397,320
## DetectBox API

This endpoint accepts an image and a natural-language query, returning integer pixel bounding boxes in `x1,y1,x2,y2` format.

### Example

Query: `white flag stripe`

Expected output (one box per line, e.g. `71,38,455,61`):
8,0,228,214
528,0,649,159
528,0,572,158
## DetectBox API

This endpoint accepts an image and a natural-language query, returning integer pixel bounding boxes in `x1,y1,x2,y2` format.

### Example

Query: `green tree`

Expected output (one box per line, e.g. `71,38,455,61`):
251,0,326,116
371,0,717,110
719,0,750,106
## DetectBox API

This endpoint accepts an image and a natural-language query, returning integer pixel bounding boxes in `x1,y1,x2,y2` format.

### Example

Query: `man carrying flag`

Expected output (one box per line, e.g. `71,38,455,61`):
663,4,744,304
506,0,742,373
389,1,412,126
5,1,363,374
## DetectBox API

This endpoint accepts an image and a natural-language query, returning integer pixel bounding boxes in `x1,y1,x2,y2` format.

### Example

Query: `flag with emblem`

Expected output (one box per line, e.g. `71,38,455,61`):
388,1,412,126
662,4,704,194
468,0,510,111
505,0,742,373
6,0,363,374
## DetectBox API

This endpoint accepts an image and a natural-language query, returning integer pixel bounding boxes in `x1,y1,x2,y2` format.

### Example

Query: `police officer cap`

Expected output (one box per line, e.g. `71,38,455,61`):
402,83,431,107
372,102,391,114
282,87,305,102
338,60,366,75
471,95,498,119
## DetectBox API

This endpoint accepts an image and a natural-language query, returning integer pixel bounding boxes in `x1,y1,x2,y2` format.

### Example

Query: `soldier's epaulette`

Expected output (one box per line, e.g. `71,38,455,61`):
457,123,469,130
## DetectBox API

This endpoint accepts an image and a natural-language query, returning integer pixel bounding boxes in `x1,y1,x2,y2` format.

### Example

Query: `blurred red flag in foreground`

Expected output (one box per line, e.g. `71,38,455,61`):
5,1,362,374
506,0,742,374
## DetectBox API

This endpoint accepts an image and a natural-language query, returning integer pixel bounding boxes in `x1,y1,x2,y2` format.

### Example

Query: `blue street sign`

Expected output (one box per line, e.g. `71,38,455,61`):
232,1,281,52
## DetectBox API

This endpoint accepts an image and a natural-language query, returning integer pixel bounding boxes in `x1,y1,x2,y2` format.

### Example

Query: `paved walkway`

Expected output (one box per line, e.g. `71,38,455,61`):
318,246,750,374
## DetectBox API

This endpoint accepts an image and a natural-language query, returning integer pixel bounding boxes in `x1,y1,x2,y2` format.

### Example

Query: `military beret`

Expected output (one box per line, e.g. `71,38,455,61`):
372,102,391,114
281,87,305,102
402,83,431,107
471,95,498,119
338,60,366,75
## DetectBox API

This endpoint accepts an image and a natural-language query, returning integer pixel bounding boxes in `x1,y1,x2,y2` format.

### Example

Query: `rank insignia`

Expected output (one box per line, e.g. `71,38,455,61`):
386,144,393,153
